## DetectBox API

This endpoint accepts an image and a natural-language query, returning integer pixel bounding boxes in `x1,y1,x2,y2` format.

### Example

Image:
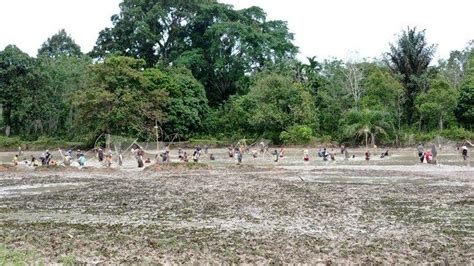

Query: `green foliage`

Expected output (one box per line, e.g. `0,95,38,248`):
73,56,168,140
386,27,437,123
220,72,317,142
280,125,314,144
416,76,459,131
0,136,21,149
0,136,86,151
440,127,474,140
58,253,77,265
0,45,36,136
0,4,472,146
342,108,394,145
0,38,89,138
361,67,405,111
0,245,40,265
37,29,82,58
92,0,297,104
456,52,474,128
145,67,209,138
315,59,348,136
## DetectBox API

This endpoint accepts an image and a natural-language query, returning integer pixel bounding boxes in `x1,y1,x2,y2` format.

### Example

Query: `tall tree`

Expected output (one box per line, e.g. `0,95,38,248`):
0,45,35,136
361,66,405,144
144,67,208,138
92,0,214,65
73,56,168,140
37,55,91,134
416,76,459,131
386,27,437,123
38,29,82,58
221,72,317,141
456,52,474,128
315,59,349,136
92,0,297,104
344,61,364,109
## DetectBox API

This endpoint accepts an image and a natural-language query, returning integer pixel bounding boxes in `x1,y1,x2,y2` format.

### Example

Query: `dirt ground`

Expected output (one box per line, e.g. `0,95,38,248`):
0,148,473,264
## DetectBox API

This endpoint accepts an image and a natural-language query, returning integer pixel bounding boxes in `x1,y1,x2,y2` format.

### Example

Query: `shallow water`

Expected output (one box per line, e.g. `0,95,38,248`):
1,147,472,169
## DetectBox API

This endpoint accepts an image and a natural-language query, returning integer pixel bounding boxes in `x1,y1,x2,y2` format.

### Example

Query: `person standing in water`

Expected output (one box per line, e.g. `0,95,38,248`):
365,150,370,161
303,150,310,161
417,143,424,163
344,147,350,160
235,149,242,165
461,146,469,160
97,148,104,162
78,154,86,167
272,149,279,162
118,153,123,166
192,150,200,163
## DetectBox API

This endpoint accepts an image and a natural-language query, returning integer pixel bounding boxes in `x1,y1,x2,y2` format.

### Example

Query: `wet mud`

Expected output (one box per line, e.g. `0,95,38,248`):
0,148,473,263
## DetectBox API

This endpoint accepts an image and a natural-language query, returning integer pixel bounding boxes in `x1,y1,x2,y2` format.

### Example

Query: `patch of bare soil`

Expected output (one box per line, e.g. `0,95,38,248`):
145,162,213,172
0,164,16,172
33,165,120,174
0,163,472,264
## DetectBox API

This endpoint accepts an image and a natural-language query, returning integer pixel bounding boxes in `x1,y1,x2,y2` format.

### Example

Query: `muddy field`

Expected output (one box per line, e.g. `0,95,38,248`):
0,148,473,264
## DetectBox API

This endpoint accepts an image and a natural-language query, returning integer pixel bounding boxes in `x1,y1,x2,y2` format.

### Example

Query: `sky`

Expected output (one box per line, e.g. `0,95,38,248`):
1,0,473,63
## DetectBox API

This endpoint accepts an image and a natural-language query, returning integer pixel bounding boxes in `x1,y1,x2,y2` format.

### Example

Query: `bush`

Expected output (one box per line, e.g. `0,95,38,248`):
0,136,87,151
0,136,21,150
280,125,314,144
30,136,87,150
440,127,473,140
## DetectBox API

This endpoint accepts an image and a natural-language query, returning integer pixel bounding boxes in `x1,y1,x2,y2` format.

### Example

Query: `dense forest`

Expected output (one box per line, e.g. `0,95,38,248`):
0,0,473,147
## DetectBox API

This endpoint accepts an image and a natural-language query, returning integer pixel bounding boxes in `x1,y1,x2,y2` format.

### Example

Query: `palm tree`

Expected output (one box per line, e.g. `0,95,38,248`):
344,108,394,146
386,27,437,123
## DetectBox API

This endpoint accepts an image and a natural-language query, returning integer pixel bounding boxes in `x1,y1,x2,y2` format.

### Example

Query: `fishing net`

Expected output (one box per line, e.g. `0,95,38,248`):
427,136,458,150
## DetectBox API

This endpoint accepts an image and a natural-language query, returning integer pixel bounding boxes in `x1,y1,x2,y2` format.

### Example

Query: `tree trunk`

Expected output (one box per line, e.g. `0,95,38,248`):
439,115,444,131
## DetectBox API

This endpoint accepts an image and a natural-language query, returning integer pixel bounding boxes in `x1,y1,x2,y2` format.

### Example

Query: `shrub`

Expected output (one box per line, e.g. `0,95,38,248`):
0,136,21,150
440,127,473,140
280,125,314,144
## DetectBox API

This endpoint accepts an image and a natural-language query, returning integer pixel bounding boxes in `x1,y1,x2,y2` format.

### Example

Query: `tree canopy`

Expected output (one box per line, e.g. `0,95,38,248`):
0,1,472,145
92,0,297,105
386,27,437,123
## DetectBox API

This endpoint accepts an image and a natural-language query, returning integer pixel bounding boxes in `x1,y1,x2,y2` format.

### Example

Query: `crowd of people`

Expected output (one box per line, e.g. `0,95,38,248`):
8,141,471,169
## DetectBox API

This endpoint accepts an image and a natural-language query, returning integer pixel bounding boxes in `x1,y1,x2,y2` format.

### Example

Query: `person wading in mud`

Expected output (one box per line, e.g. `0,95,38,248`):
235,149,243,165
78,153,86,167
417,143,424,163
135,147,145,168
105,154,112,167
461,146,469,161
344,147,350,160
97,147,104,162
322,148,329,161
272,149,279,162
303,150,310,161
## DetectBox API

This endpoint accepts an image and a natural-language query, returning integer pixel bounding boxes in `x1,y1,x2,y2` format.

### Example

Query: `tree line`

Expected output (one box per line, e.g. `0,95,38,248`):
0,0,473,146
